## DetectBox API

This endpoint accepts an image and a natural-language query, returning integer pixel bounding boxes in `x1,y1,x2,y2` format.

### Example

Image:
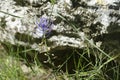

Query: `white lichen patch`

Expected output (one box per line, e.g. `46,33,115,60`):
87,0,117,6
49,35,85,48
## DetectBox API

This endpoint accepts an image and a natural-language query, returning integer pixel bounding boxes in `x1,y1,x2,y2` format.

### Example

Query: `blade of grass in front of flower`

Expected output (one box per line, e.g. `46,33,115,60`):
50,0,56,5
0,10,22,18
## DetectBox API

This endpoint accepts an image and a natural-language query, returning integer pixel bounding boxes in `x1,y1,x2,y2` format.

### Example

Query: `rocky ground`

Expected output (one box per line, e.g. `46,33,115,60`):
0,0,120,79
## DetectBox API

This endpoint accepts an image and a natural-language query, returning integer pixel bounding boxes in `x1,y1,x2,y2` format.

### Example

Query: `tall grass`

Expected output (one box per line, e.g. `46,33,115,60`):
0,44,26,80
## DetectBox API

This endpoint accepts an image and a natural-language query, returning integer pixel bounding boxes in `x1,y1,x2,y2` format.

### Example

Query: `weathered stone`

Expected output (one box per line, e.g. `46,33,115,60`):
0,0,120,72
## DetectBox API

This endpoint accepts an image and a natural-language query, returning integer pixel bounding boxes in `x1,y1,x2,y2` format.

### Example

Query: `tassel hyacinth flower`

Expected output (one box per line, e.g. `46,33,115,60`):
34,17,54,38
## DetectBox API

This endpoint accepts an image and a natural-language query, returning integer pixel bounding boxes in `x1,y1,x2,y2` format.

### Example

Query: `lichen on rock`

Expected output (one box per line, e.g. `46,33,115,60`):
0,0,120,73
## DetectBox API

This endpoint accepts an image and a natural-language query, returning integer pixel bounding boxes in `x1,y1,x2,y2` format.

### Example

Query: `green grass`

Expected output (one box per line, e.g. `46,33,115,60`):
0,37,120,80
0,1,120,80
0,52,26,80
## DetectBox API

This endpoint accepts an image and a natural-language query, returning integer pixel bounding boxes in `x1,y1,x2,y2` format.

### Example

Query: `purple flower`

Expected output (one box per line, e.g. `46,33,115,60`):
35,17,53,37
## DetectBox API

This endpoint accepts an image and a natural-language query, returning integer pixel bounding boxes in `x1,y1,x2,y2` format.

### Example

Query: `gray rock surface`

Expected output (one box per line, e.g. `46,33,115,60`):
0,0,120,64
0,0,85,53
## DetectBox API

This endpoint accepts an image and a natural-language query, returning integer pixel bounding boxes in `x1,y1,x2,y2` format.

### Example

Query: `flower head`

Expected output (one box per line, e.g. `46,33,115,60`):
34,17,53,38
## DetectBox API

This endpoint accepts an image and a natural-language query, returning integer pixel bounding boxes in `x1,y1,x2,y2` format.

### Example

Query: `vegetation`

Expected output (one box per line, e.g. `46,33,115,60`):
0,0,120,80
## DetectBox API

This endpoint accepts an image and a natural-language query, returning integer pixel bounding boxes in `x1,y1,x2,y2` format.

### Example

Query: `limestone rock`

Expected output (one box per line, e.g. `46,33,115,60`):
0,0,120,66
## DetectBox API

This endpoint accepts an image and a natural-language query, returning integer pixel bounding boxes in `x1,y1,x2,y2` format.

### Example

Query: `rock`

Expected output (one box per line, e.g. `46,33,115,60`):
0,0,120,73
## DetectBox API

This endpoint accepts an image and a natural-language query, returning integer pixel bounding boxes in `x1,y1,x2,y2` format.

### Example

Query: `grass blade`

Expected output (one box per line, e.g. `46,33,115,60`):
0,10,22,18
